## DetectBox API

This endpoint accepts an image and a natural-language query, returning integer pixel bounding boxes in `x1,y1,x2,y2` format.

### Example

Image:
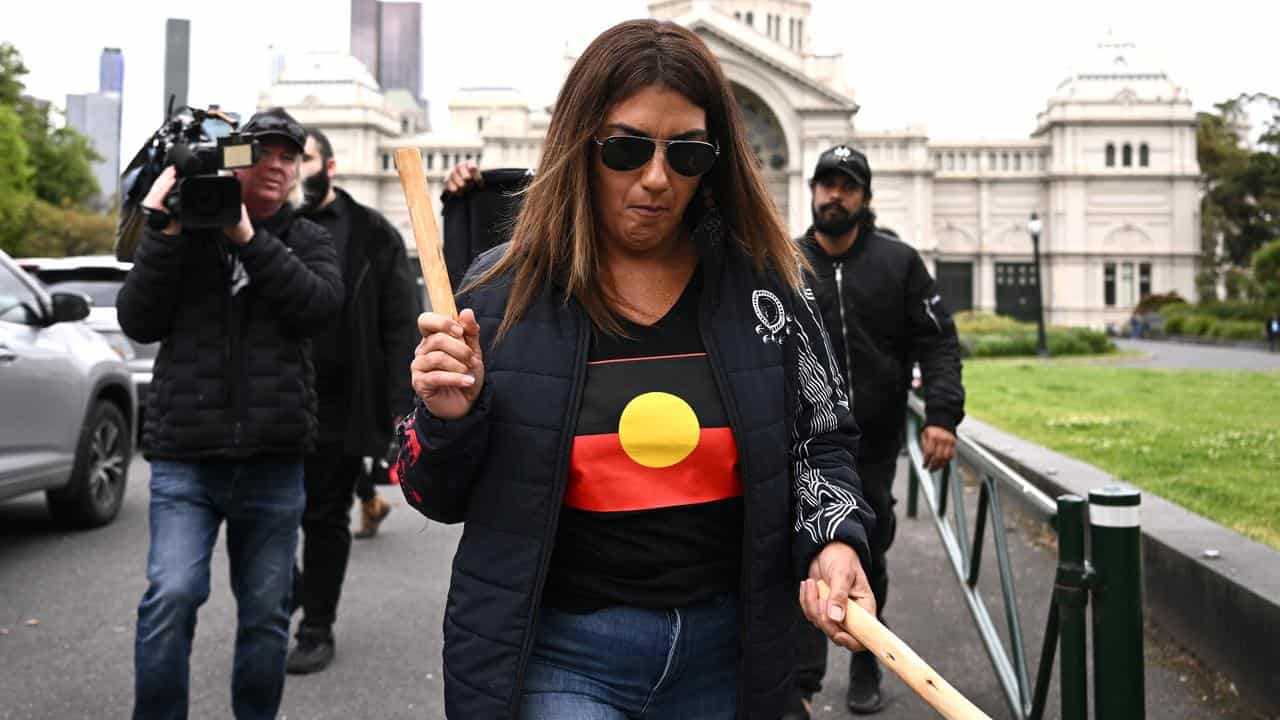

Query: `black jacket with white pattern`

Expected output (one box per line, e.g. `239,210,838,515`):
394,216,876,720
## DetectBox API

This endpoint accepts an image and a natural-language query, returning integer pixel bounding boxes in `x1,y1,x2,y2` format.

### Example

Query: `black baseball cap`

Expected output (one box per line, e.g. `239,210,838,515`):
811,144,871,189
241,107,306,154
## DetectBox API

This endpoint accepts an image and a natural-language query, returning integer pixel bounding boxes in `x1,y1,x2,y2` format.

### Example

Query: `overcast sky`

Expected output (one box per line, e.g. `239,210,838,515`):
4,0,1277,159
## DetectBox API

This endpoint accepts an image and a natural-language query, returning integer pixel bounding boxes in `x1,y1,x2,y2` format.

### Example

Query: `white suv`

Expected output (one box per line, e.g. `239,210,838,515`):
0,250,135,527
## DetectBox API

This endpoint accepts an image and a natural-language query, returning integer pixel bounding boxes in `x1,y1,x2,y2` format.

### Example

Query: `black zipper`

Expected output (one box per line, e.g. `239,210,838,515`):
833,261,855,404
509,304,590,717
698,296,753,717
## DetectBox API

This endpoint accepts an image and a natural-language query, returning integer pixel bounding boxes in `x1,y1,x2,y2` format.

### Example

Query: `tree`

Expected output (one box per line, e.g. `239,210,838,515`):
0,42,110,256
1253,239,1280,304
1197,95,1280,272
0,104,34,255
20,102,101,207
0,43,27,107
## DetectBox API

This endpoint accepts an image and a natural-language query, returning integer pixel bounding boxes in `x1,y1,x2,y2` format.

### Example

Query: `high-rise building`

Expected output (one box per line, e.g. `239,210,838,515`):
164,18,190,116
377,2,422,99
99,48,123,94
350,0,379,79
65,91,122,207
348,0,423,104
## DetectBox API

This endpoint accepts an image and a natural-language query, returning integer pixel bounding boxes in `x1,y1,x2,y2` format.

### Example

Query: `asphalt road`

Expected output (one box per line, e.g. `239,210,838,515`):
1,457,1271,719
1112,338,1280,372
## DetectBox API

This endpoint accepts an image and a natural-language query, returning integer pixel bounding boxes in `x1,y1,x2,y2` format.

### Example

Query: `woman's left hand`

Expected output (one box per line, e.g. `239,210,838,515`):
800,541,876,651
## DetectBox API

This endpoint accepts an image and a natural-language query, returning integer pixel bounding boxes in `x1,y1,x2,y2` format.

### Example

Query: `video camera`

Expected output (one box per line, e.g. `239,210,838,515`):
115,103,260,260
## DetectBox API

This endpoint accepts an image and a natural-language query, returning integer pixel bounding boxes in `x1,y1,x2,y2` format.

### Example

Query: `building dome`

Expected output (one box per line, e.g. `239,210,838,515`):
275,51,380,91
1051,32,1187,104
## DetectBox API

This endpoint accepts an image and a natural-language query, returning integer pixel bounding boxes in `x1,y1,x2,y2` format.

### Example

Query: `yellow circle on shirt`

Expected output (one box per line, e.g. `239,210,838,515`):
618,392,700,468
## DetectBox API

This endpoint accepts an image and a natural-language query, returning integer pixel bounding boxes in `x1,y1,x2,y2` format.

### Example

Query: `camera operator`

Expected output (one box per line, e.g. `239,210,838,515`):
118,107,342,720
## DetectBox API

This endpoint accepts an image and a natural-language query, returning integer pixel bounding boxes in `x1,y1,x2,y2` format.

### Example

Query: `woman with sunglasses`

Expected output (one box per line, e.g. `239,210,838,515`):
396,19,876,720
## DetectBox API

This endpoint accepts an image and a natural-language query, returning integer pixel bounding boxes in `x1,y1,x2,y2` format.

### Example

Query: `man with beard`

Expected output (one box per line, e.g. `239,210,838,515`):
786,146,965,717
286,127,421,674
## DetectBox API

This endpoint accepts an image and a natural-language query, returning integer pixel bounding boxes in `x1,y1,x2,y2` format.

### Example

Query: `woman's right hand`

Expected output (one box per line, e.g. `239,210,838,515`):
411,308,485,420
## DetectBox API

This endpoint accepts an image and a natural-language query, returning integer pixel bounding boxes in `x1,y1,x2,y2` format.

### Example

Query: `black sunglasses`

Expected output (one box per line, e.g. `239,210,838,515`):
593,135,719,177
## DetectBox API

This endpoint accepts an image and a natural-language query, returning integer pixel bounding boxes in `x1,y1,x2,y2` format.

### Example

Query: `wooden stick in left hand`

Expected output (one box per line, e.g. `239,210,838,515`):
394,147,456,318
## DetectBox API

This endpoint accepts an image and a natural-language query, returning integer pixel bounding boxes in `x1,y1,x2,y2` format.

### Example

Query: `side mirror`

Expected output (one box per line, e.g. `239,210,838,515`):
50,292,91,324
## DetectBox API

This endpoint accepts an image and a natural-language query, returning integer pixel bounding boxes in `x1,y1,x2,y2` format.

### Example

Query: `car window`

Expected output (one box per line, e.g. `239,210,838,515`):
40,279,122,308
0,264,43,325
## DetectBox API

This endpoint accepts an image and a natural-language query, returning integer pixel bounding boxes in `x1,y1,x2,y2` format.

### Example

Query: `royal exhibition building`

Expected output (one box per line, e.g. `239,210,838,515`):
261,0,1201,329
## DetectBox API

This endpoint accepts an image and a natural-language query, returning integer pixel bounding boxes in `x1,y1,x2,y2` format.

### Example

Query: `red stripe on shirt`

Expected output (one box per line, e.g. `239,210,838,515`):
565,427,740,512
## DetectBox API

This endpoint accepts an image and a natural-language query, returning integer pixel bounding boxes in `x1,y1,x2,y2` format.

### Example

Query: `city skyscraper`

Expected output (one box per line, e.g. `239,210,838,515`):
66,90,122,208
99,48,123,94
349,0,423,102
164,18,190,116
378,2,422,99
350,0,379,79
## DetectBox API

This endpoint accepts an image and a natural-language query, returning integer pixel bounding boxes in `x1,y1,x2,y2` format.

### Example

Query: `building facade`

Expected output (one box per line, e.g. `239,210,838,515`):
262,0,1200,328
163,19,190,115
99,48,123,94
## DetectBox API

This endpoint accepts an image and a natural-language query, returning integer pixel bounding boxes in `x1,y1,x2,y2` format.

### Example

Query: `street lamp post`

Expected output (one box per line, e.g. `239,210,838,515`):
1027,212,1049,356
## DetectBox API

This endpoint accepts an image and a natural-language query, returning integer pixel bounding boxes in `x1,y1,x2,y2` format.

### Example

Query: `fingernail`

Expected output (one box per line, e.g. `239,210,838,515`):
462,375,476,385
451,325,464,336
829,603,845,622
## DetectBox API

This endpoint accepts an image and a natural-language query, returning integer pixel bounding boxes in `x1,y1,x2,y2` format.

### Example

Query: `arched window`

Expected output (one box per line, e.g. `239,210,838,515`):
1001,152,1009,170
477,116,484,132
797,20,803,50
945,153,954,170
1139,143,1150,167
1105,143,1116,167
1013,153,1022,171
745,11,753,26
734,11,741,20
1122,143,1133,167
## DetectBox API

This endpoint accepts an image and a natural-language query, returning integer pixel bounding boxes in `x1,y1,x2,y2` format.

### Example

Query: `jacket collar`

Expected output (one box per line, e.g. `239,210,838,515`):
251,202,297,237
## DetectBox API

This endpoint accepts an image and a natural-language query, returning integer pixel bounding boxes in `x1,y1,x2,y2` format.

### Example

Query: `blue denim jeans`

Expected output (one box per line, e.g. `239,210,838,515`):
519,594,738,719
133,459,305,720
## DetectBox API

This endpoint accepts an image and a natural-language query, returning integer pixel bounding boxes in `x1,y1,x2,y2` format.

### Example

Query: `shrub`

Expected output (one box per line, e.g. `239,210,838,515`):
1133,291,1187,315
955,311,1023,335
1197,300,1276,322
1182,315,1214,336
971,333,1037,357
1212,320,1263,341
1164,314,1186,335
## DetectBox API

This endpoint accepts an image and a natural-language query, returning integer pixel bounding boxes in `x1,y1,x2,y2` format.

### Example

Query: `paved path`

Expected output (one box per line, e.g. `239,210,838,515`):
1112,338,1280,372
1,458,1271,719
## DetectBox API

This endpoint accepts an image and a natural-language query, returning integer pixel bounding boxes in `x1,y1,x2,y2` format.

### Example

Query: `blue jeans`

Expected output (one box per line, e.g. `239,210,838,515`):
133,459,305,720
519,594,738,719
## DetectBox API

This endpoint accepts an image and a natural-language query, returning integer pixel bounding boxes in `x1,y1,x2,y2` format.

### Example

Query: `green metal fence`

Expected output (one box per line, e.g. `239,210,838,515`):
904,395,1145,719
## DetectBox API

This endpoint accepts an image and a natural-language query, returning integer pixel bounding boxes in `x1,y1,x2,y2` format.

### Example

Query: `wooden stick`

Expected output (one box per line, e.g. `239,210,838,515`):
817,580,992,720
394,147,457,318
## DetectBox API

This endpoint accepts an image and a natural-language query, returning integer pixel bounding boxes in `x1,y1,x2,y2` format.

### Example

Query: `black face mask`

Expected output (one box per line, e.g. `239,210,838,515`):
812,200,867,236
301,168,331,212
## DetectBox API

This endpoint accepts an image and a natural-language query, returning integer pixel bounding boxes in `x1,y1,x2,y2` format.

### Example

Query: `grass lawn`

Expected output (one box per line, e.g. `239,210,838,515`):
963,359,1280,549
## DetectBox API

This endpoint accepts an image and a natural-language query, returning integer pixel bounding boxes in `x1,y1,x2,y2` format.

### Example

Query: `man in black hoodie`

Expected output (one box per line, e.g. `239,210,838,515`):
119,107,343,719
788,146,965,716
285,127,421,674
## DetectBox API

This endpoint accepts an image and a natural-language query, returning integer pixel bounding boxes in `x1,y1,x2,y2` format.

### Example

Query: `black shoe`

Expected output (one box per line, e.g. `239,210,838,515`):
286,627,334,675
780,686,811,720
847,650,884,714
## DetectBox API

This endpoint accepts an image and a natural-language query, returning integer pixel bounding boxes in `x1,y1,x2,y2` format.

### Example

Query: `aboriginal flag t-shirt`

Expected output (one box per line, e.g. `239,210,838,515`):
542,268,744,612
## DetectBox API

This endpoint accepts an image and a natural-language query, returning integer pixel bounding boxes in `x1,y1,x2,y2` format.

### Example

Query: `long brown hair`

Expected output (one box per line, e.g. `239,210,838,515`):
471,19,802,338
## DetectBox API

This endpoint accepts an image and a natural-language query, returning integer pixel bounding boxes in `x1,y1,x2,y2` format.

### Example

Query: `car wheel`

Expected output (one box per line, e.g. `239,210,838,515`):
47,401,132,528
